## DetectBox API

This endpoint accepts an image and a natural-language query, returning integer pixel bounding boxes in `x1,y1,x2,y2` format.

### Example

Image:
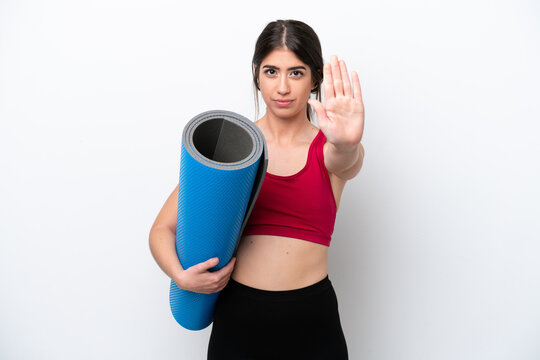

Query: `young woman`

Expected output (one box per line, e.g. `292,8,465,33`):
149,19,365,359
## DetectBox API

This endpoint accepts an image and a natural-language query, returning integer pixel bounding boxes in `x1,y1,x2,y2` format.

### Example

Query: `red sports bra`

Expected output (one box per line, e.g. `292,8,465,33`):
242,128,338,246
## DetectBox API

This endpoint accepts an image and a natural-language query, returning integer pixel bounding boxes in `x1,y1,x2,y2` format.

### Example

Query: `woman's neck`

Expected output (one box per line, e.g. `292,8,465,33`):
257,111,311,144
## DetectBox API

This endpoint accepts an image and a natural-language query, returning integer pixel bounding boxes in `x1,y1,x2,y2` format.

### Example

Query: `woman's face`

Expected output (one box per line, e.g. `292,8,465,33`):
257,48,314,119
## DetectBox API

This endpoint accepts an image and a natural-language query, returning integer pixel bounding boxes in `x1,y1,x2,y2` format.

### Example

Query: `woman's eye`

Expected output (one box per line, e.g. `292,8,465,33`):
264,69,303,77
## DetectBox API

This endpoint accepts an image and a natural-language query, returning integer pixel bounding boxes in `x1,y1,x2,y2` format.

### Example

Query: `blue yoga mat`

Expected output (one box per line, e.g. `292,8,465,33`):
169,109,268,331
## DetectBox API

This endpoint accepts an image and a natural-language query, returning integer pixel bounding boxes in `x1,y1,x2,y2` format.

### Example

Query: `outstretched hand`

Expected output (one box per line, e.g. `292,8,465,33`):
308,55,364,149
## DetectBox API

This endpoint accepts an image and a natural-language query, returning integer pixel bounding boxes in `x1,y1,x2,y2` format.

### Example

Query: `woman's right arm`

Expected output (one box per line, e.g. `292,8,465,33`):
148,184,236,294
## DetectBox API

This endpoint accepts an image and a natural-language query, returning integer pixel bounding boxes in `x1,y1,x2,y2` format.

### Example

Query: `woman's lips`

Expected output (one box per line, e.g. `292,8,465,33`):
274,99,294,107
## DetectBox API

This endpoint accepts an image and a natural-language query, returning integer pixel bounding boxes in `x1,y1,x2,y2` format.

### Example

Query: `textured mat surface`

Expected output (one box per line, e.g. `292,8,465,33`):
169,110,268,330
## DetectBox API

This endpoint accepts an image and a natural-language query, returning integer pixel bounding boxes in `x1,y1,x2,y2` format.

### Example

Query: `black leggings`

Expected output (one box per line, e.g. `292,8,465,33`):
207,275,348,360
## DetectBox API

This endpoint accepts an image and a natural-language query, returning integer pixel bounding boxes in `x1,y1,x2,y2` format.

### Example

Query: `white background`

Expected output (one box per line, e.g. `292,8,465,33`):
1,0,539,359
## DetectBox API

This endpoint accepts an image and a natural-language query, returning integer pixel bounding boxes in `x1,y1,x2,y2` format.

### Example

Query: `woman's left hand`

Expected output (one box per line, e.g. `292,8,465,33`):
308,55,364,150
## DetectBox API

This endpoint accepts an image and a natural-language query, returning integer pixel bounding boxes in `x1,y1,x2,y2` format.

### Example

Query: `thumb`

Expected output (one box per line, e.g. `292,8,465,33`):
199,257,219,271
308,98,326,123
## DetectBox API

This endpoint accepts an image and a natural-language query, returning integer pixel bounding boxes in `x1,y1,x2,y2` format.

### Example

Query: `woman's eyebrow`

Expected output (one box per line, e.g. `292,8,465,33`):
262,65,306,71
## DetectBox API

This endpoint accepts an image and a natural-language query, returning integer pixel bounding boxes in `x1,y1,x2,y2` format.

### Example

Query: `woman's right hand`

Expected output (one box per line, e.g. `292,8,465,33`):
176,256,237,294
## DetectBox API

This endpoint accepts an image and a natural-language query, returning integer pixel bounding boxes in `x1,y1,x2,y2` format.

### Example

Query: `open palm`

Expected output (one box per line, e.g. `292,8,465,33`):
308,55,365,148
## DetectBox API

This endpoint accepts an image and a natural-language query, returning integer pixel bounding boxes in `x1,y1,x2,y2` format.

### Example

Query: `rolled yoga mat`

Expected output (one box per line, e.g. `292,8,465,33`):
169,109,268,331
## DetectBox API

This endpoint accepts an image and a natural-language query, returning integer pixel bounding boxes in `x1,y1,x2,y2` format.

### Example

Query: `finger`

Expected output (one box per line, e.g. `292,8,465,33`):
308,98,330,128
330,55,344,97
323,62,334,100
215,257,235,275
307,98,325,118
339,59,352,98
352,71,363,104
216,274,231,289
224,258,236,273
200,257,219,272
219,275,231,287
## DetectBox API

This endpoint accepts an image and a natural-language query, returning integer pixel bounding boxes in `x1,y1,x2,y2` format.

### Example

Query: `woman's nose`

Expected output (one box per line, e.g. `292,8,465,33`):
278,77,290,95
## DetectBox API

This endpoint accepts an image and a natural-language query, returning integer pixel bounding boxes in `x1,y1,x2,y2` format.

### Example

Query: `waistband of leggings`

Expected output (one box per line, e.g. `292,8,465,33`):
225,275,332,301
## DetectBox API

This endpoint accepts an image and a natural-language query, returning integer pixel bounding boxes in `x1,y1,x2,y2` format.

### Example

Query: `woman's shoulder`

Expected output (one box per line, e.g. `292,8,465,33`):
308,125,321,141
309,124,320,132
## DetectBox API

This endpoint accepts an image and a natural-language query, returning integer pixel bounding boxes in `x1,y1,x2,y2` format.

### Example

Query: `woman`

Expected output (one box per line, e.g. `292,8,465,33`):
149,19,365,359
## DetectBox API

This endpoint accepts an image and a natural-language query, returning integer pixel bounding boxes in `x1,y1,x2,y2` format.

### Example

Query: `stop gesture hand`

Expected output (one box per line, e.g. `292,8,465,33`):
308,55,364,150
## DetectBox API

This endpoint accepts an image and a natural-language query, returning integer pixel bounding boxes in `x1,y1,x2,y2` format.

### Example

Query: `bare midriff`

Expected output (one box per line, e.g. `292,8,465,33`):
230,234,329,290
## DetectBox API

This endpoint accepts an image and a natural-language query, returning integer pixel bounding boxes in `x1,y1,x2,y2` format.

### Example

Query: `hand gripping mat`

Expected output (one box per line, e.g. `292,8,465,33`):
169,110,268,331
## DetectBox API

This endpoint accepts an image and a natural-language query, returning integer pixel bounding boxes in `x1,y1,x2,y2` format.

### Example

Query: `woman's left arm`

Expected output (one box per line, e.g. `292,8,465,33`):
308,55,365,180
